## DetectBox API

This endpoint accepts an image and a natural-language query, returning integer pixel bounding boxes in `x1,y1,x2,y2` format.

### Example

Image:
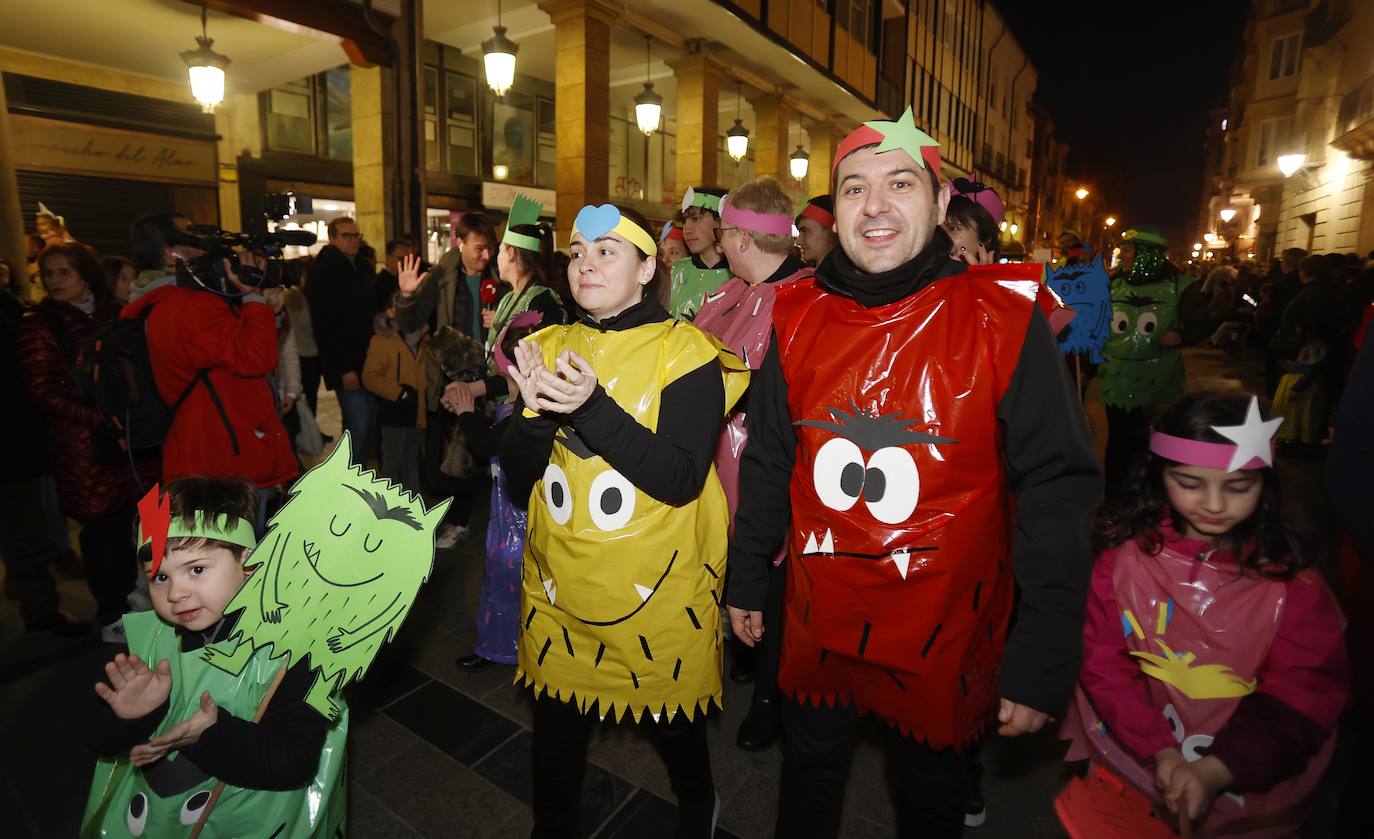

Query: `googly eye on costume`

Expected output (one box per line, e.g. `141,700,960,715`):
543,463,573,525
180,789,213,826
126,792,149,835
588,470,636,531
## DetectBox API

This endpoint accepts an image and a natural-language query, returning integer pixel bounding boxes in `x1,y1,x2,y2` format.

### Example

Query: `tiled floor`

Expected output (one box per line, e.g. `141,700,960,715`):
0,346,1346,837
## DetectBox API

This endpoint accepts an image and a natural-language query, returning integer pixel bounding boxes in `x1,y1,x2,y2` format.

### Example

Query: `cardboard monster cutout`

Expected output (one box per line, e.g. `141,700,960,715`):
1047,254,1111,363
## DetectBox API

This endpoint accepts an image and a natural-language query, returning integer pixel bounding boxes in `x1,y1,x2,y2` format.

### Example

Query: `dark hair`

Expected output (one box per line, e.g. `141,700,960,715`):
498,317,542,361
796,195,833,223
944,196,998,255
456,212,497,245
1096,391,1303,579
833,143,940,198
38,243,108,303
130,212,190,271
687,186,728,221
505,222,572,309
99,255,135,299
613,204,669,306
1281,247,1306,267
326,216,357,238
1298,254,1333,286
158,475,259,561
384,239,409,256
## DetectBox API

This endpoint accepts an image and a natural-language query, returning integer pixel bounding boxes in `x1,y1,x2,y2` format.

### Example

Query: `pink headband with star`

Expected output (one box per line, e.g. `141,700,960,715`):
1148,396,1281,472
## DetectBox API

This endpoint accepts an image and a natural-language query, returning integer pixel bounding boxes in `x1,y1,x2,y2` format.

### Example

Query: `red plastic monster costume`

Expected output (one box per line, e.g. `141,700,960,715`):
771,260,1045,747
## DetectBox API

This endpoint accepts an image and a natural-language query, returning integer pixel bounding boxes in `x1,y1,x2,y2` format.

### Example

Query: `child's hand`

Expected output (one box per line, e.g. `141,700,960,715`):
94,654,172,721
1161,754,1234,824
1153,746,1186,794
130,691,219,767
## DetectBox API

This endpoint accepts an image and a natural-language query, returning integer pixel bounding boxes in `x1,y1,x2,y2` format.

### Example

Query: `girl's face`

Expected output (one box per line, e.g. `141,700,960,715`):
115,264,136,302
1163,464,1263,545
39,255,91,305
657,238,688,270
497,243,521,283
943,219,990,265
568,231,652,320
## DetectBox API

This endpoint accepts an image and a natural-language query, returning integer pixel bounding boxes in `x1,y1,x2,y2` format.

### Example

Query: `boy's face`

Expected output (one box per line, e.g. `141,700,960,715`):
148,544,251,632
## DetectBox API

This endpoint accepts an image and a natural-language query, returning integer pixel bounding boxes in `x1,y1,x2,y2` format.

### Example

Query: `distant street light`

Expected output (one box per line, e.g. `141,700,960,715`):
1203,232,1215,242
1075,187,1089,200
1219,208,1237,223
1009,223,1019,235
1192,242,1203,250
1104,216,1116,227
1277,153,1306,177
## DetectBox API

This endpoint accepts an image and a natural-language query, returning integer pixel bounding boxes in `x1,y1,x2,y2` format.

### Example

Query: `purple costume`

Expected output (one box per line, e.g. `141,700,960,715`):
474,401,523,664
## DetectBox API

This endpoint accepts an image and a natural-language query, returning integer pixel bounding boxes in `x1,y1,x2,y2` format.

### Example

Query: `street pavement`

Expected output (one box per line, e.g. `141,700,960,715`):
0,344,1344,838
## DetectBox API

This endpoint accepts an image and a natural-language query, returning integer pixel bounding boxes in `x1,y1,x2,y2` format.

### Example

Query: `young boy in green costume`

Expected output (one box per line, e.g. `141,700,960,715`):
668,185,733,320
82,476,346,839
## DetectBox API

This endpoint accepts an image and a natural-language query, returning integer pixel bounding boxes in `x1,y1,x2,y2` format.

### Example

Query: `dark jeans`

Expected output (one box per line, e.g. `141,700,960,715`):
777,699,969,839
532,695,714,839
0,476,62,624
1104,404,1154,501
748,558,786,705
78,507,137,626
300,355,322,416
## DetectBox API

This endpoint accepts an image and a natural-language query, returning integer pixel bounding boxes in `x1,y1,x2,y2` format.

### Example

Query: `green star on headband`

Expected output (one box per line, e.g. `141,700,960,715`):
865,107,941,168
502,193,544,252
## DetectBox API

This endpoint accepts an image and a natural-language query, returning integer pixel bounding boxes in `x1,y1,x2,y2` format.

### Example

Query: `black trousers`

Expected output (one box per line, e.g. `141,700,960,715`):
1104,404,1154,501
77,507,137,626
748,558,786,705
422,410,477,528
0,476,62,624
300,354,322,416
777,699,969,839
531,695,714,839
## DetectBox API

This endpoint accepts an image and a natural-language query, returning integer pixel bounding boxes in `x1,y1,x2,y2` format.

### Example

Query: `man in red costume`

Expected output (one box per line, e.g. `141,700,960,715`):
725,107,1102,837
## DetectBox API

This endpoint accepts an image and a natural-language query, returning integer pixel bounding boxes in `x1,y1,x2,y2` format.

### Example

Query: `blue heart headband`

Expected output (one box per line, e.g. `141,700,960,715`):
571,205,657,257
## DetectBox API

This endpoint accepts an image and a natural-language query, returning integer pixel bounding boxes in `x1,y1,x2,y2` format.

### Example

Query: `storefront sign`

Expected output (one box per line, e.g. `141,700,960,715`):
481,182,555,212
9,115,216,185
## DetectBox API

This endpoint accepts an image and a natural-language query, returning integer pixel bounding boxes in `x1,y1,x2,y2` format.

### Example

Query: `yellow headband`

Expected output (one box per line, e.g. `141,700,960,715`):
571,204,657,257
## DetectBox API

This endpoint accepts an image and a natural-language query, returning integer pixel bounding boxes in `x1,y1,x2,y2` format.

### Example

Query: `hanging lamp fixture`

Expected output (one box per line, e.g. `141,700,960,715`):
726,82,749,162
789,144,810,181
181,3,230,114
483,0,519,97
633,36,664,136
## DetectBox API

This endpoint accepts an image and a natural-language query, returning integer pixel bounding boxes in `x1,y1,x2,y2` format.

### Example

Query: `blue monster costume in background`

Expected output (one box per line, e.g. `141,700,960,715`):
1048,254,1111,364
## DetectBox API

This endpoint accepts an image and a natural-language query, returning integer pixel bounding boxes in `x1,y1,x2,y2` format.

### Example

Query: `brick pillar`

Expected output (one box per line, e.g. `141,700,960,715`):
806,120,846,199
667,53,722,193
749,94,794,181
540,0,618,244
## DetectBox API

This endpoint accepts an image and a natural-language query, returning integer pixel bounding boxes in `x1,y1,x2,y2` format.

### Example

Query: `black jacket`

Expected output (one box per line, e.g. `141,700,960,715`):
0,288,50,480
304,245,378,390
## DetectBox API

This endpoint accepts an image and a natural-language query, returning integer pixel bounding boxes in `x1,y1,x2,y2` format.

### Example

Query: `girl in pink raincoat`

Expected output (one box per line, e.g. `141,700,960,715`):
1063,391,1348,837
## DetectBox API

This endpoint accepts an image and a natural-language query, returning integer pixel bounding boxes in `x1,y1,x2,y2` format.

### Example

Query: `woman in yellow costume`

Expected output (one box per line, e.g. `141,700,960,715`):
501,203,747,838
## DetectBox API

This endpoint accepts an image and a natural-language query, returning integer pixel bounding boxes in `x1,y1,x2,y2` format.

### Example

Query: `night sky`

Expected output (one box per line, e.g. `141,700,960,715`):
994,0,1251,247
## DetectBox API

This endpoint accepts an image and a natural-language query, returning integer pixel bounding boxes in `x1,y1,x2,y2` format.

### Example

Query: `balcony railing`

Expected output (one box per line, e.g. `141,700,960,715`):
1337,72,1374,137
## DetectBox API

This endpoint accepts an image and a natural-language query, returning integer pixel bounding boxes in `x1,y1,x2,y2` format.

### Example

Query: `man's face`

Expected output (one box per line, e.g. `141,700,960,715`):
330,221,362,257
386,244,412,274
461,233,494,274
682,206,720,257
148,543,250,632
1118,243,1136,274
167,214,203,268
834,147,948,274
796,218,838,264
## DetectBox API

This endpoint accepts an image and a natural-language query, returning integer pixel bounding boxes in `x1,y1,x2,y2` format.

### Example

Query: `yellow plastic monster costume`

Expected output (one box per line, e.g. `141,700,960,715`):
517,319,748,722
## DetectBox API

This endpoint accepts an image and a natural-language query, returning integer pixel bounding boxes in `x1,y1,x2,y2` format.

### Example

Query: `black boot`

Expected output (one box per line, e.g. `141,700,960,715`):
728,639,755,684
455,653,491,671
735,695,779,751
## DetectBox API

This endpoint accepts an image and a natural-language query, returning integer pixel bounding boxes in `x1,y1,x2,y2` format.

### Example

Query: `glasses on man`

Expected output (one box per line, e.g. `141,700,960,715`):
714,226,740,242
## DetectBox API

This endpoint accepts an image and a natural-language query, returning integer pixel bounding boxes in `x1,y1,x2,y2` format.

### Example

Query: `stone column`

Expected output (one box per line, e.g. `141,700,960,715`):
539,0,618,244
0,75,27,296
668,52,723,193
350,64,392,248
749,93,794,181
806,120,846,199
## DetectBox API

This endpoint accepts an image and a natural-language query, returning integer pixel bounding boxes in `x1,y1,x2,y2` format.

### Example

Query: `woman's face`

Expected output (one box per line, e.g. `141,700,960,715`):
40,255,91,305
657,239,688,270
568,231,652,320
115,264,136,302
943,219,990,265
497,244,520,284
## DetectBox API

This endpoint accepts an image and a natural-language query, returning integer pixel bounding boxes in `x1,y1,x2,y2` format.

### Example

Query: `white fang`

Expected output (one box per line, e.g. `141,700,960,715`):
803,532,819,554
543,578,557,604
890,549,911,580
635,583,654,602
819,529,835,554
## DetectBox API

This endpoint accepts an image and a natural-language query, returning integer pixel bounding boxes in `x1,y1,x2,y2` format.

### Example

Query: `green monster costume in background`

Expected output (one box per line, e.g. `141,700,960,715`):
1099,227,1194,410
205,432,450,722
667,187,732,320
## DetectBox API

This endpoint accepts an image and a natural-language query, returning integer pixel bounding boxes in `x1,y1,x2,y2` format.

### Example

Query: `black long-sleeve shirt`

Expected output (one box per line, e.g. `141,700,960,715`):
725,244,1102,717
501,297,726,508
86,614,330,791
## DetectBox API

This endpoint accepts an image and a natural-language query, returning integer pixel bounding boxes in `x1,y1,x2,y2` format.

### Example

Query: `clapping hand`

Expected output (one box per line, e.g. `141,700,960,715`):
530,350,598,414
511,338,548,410
397,254,429,296
130,691,219,767
94,654,172,721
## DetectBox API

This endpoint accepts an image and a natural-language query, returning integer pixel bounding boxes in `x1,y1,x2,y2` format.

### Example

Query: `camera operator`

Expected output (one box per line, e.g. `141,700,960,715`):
304,217,377,466
122,212,299,500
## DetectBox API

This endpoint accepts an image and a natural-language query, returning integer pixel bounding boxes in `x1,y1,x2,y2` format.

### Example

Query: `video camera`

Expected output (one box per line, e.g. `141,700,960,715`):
173,192,318,295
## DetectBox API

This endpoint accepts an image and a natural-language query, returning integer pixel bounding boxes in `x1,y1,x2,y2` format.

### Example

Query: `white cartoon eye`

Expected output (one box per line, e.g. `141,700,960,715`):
127,793,149,835
1182,733,1214,763
180,789,212,825
1112,310,1130,334
543,463,572,525
588,469,636,531
1137,312,1159,335
813,437,864,512
1162,703,1185,744
863,446,920,524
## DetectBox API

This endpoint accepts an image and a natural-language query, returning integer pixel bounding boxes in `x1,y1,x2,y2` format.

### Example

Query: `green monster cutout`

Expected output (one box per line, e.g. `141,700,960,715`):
203,432,450,721
1099,279,1192,410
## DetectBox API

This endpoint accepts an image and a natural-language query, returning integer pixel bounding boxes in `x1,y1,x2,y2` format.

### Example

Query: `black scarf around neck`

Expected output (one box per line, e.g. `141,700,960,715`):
817,227,966,308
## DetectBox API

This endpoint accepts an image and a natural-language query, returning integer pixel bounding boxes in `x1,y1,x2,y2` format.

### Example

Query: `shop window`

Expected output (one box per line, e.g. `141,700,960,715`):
263,68,353,160
267,78,314,154
446,72,479,177
324,67,352,160
488,89,536,184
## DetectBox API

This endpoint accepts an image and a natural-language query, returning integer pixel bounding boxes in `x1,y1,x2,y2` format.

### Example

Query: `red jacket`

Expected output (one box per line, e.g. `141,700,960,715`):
16,297,159,519
122,286,297,489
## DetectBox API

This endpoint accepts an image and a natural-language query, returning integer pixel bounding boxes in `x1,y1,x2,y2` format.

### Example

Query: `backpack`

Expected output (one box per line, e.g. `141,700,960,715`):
77,315,215,459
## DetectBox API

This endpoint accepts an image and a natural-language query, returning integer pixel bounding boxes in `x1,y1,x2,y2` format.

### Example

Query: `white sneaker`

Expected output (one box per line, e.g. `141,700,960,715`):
100,618,126,644
436,524,468,549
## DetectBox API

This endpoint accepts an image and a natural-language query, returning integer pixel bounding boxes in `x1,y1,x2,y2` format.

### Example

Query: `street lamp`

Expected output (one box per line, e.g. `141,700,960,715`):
1192,242,1203,250
1277,153,1306,177
1104,216,1116,228
1009,222,1019,236
633,36,663,136
1075,187,1089,201
482,0,519,97
789,145,810,181
1219,207,1237,223
726,83,749,162
181,3,230,114
999,220,1008,232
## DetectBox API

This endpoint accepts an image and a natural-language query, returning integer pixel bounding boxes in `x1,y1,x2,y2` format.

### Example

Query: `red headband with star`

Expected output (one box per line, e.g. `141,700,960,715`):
832,107,942,186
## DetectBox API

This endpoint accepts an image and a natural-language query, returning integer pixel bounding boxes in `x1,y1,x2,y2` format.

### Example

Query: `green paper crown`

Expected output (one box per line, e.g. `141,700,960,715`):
502,193,544,252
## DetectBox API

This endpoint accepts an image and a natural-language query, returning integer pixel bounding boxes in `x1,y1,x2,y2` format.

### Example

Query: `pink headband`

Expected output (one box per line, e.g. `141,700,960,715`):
721,202,793,237
1149,433,1275,472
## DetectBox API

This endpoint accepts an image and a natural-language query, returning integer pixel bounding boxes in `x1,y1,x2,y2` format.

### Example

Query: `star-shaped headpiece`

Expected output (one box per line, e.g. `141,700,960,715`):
1211,396,1283,472
832,107,941,185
